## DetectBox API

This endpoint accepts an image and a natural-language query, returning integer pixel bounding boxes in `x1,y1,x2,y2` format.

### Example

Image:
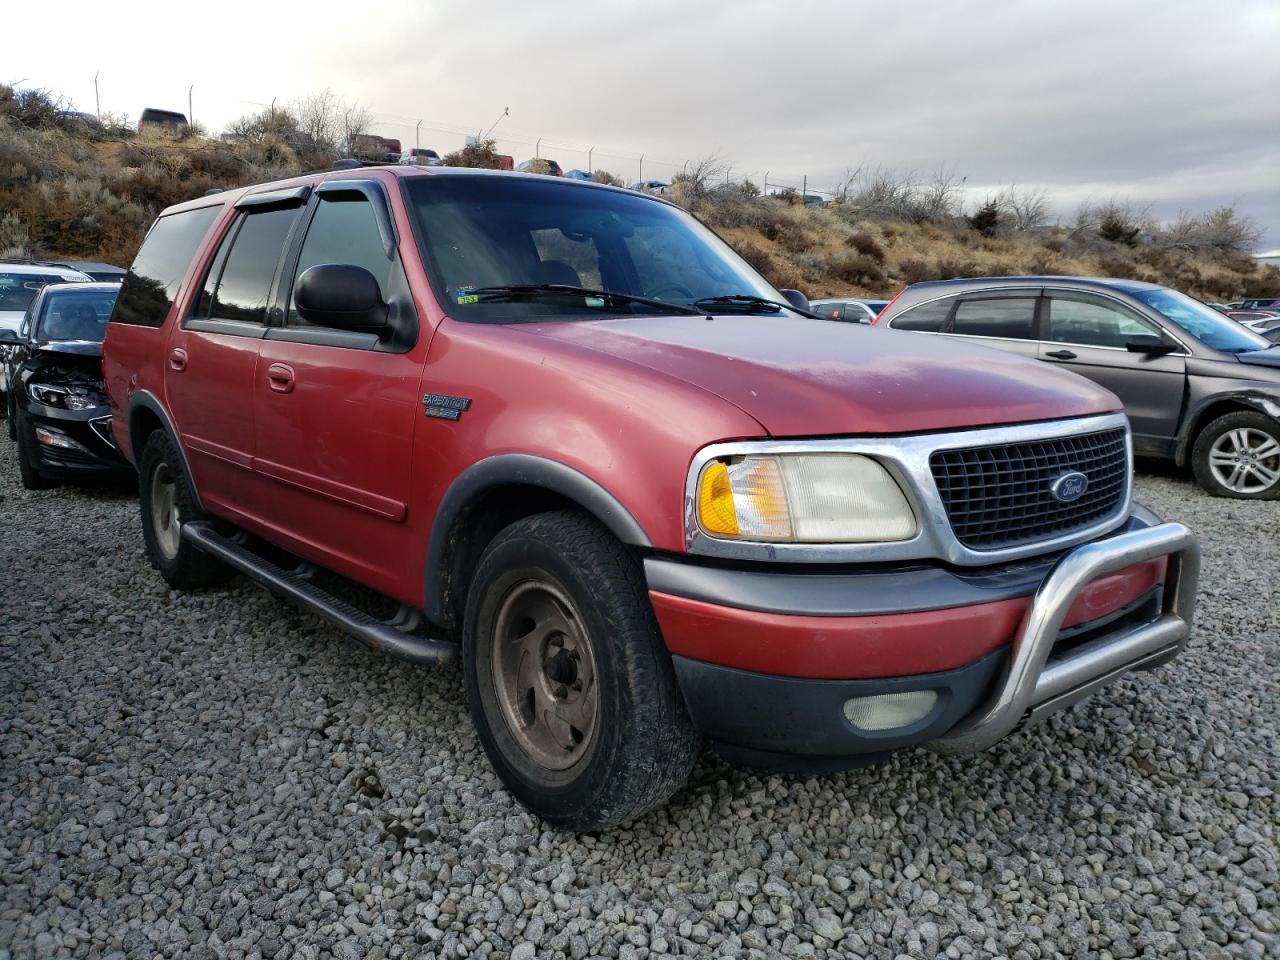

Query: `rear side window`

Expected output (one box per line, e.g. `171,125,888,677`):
112,205,221,327
951,297,1037,339
889,298,952,332
195,207,299,325
287,197,393,326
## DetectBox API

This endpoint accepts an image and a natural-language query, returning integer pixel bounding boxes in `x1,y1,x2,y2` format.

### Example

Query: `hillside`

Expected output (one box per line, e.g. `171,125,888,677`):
2,87,1276,302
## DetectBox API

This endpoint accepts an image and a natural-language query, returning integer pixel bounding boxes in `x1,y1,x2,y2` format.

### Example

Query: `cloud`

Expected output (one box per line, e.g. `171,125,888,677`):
10,0,1280,244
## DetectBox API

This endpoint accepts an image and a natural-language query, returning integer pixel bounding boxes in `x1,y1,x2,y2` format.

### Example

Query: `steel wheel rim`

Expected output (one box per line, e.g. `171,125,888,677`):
491,579,599,771
149,462,181,560
1208,427,1280,494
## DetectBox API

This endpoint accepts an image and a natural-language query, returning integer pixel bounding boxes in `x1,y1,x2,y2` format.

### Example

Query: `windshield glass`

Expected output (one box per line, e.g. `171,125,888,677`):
34,288,118,342
405,175,782,322
1133,288,1270,353
0,273,78,312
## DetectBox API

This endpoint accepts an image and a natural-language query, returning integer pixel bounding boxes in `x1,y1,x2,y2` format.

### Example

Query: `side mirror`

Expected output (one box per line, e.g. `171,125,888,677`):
295,264,389,333
0,328,20,343
779,289,810,312
1125,334,1177,355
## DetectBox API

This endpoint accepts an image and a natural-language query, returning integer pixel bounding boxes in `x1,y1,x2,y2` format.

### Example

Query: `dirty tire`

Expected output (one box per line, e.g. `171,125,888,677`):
138,430,233,589
1191,410,1280,500
16,411,56,490
464,510,698,830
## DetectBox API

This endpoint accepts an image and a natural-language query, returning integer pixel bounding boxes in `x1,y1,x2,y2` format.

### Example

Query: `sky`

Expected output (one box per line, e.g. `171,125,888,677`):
10,0,1280,249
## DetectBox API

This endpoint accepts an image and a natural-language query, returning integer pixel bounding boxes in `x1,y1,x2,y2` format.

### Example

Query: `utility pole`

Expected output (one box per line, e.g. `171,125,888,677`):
416,119,422,149
535,137,541,160
94,72,100,121
638,153,643,183
188,84,193,129
802,175,807,200
588,146,594,175
763,170,769,195
482,106,509,142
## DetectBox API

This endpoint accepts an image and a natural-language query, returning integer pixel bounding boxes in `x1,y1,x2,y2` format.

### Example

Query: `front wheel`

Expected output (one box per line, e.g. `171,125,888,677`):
463,510,698,830
138,431,234,588
1192,411,1280,499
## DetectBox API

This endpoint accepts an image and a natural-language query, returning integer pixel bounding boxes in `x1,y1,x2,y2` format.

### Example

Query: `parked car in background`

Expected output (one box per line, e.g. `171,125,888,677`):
628,179,670,194
1,262,92,338
137,108,188,133
102,168,1200,828
563,169,593,181
2,282,127,489
802,193,825,207
1240,297,1280,310
345,134,402,163
876,277,1280,498
1224,309,1280,332
399,148,441,167
810,298,888,323
48,260,127,283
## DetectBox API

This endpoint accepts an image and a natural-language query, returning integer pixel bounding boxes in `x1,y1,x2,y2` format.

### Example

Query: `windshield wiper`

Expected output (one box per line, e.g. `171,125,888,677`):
694,294,819,318
469,284,704,316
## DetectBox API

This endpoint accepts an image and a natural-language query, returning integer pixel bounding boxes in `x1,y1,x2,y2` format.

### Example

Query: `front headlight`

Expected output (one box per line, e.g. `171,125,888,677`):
695,453,917,543
28,383,105,411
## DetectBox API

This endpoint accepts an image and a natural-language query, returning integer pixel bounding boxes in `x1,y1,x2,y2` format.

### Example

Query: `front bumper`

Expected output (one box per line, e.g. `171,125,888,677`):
649,511,1200,768
24,404,130,476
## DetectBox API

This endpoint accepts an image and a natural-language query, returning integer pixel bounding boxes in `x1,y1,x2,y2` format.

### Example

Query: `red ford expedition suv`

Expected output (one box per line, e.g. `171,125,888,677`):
103,168,1201,829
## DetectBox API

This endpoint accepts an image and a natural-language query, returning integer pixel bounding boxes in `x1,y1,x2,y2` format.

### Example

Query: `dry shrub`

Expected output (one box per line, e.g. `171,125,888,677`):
1095,253,1140,279
825,252,884,285
846,232,886,263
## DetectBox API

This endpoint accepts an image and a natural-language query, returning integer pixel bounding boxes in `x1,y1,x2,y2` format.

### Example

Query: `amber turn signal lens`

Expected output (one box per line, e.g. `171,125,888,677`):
697,461,739,536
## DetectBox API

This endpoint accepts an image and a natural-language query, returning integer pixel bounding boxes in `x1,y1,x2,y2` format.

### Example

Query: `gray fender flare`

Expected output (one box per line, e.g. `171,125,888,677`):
423,454,652,628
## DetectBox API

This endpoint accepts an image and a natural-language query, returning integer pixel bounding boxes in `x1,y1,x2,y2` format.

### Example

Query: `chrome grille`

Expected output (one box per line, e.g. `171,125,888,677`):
930,427,1128,550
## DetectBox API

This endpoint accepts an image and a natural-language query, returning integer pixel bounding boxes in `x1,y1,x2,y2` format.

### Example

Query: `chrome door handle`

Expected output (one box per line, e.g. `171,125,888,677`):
168,348,188,372
1045,350,1077,360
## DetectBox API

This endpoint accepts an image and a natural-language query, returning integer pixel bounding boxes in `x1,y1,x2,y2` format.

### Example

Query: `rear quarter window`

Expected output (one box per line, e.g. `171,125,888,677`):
111,205,222,327
888,297,953,332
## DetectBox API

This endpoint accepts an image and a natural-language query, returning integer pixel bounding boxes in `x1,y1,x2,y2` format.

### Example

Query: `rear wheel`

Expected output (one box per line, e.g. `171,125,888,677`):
1192,411,1280,499
138,431,233,588
463,510,698,830
15,411,56,491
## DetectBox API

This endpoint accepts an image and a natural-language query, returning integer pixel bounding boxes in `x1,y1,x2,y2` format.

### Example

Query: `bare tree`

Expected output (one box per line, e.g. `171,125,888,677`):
831,165,863,204
909,168,963,223
853,166,918,219
292,88,341,151
1158,205,1262,259
673,152,732,198
339,102,374,153
997,184,1052,231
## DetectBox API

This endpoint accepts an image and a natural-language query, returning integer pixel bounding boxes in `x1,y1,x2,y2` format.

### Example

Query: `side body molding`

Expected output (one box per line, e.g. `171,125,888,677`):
424,454,653,627
126,390,204,511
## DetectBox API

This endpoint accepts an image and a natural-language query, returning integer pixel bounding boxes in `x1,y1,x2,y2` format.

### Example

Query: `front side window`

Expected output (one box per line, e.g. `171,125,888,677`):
951,296,1037,339
405,176,781,322
112,205,222,327
287,197,394,326
34,289,119,342
1048,294,1160,348
196,206,299,325
1132,288,1268,354
888,298,952,332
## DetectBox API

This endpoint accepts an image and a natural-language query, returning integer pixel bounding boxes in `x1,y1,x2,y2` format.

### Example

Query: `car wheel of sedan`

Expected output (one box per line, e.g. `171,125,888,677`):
15,411,56,491
463,510,698,830
139,431,234,588
1192,411,1280,499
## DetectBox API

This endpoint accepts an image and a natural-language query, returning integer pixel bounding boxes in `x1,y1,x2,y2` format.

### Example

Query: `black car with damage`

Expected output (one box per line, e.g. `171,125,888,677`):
2,282,129,489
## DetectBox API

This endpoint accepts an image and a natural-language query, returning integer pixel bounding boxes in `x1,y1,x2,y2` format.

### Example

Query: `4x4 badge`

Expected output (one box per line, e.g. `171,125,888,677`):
423,394,472,421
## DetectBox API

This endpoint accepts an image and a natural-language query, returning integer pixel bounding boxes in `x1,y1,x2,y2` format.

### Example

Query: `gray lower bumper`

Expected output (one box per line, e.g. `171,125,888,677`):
930,521,1200,754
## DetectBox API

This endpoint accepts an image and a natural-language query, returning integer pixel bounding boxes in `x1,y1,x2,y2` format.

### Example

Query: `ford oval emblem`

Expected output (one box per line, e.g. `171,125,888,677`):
1050,471,1089,503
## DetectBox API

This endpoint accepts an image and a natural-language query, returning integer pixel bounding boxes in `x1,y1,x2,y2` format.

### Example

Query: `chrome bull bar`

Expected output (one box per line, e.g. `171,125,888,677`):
932,521,1200,755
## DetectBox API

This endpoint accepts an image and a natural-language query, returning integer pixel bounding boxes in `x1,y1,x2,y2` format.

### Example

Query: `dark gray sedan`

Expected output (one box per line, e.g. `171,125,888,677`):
875,277,1280,499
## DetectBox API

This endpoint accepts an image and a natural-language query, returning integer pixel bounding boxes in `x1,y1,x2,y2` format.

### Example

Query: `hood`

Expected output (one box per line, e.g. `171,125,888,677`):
33,339,103,358
1237,347,1280,372
523,314,1121,436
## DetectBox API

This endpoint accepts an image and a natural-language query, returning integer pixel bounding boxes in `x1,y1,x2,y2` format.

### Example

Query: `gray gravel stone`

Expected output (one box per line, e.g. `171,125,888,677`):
0,447,1276,959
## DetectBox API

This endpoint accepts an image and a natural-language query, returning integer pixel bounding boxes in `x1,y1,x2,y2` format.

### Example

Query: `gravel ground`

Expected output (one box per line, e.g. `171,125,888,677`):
1,444,1276,960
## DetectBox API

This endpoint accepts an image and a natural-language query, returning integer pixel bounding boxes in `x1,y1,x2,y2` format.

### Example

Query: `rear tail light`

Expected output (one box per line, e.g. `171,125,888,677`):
873,288,905,325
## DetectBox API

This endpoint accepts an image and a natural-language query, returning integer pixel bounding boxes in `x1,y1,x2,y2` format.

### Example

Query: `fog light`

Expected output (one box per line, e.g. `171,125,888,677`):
34,427,83,451
843,690,938,731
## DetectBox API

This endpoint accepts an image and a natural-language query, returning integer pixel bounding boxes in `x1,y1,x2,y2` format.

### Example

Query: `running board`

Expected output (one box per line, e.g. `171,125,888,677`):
182,521,457,664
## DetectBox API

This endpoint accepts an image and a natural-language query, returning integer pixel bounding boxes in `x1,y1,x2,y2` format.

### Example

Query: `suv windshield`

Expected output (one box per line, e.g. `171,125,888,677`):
405,175,782,322
0,273,79,312
35,288,119,342
1134,288,1270,353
